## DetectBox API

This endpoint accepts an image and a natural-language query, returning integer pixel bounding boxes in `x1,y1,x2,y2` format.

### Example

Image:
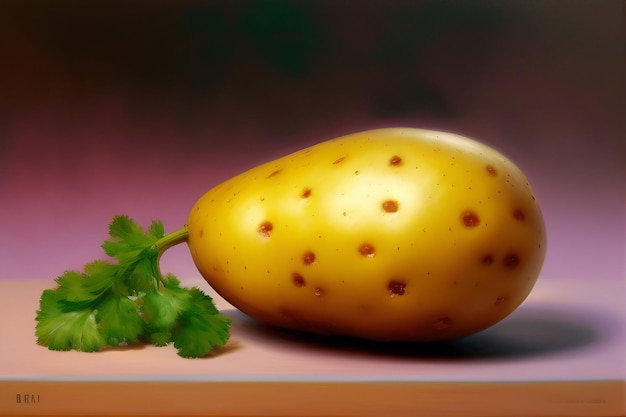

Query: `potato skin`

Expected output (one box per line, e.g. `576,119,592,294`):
187,128,546,341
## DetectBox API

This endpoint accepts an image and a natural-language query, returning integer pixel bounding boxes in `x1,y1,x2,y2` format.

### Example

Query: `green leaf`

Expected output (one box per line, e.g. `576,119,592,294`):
143,291,180,332
149,331,172,347
188,287,221,315
53,271,100,311
55,261,114,304
123,256,159,295
172,313,231,358
107,215,143,240
36,291,105,352
102,216,158,261
35,215,229,357
172,289,231,358
148,220,165,239
96,293,144,346
162,274,182,290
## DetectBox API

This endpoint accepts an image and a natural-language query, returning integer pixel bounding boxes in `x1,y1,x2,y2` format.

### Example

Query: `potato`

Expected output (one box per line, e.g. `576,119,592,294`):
187,128,546,341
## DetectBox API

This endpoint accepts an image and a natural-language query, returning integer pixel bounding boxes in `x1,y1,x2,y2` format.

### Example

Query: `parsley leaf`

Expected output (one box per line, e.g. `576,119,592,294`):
35,215,231,357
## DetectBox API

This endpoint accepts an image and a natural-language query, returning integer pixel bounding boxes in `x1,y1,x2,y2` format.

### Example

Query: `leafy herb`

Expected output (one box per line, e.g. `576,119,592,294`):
35,215,231,358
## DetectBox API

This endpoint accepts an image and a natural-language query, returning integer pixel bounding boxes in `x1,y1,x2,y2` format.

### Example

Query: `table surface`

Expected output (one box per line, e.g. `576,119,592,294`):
1,276,624,416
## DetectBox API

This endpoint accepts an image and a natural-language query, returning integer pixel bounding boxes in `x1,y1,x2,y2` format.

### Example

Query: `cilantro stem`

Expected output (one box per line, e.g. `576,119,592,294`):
153,226,189,283
154,226,189,253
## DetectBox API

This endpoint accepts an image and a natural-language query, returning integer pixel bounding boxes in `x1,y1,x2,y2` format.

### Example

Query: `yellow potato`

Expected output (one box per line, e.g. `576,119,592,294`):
187,128,546,341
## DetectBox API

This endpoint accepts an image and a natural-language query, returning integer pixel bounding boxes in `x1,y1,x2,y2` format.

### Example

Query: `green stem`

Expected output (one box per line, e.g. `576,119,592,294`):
152,225,190,284
154,226,189,254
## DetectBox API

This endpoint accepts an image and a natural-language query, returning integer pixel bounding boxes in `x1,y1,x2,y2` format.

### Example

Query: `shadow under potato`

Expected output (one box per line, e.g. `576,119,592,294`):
228,304,612,361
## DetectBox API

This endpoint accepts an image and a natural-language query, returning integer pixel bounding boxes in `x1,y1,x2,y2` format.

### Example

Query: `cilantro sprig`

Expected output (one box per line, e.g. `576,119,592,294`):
35,215,231,358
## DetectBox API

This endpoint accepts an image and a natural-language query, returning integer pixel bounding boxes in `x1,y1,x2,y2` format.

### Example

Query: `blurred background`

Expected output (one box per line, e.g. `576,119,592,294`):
0,0,623,284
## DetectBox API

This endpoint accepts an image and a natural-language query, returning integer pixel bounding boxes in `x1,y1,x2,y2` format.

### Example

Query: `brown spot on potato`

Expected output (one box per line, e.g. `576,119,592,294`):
267,169,282,178
332,156,346,165
382,200,399,213
503,253,520,269
433,317,453,330
482,254,494,265
301,188,312,198
258,221,273,237
314,287,325,297
198,229,204,238
461,211,480,227
387,280,406,296
303,251,316,265
358,243,376,257
513,209,525,221
495,296,506,305
389,155,402,166
486,164,497,176
292,273,306,287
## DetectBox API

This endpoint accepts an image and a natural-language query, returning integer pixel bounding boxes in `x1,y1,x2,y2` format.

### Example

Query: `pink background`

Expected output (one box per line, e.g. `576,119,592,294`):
0,1,623,286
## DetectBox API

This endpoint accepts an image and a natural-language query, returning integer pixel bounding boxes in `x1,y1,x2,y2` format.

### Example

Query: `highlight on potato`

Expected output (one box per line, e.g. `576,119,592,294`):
36,128,546,357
